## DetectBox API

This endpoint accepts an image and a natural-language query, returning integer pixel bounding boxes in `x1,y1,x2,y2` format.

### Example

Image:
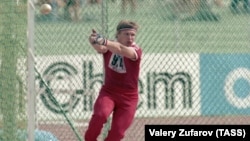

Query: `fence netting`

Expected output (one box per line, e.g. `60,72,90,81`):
0,0,250,141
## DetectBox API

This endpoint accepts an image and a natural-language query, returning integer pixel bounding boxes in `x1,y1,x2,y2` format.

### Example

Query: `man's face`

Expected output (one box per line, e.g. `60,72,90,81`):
117,29,137,46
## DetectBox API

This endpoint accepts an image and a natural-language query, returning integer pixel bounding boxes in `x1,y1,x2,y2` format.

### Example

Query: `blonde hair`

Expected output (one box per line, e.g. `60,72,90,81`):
115,20,139,38
116,20,139,32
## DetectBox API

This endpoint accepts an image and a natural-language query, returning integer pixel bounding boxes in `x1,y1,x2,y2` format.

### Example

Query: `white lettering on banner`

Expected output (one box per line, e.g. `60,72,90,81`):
34,54,201,120
224,68,250,108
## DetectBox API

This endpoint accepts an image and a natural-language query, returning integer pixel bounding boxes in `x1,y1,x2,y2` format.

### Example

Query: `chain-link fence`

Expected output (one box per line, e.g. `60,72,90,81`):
0,0,250,141
0,0,27,141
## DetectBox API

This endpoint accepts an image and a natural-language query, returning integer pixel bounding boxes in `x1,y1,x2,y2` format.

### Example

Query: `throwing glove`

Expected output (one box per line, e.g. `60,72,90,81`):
95,34,107,46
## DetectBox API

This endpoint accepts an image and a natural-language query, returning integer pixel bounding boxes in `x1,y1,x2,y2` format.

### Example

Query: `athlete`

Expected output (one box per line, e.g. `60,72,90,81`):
84,20,142,141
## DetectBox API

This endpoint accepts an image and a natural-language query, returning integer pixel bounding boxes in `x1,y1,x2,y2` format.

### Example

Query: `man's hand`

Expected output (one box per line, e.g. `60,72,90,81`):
89,29,107,46
95,34,107,46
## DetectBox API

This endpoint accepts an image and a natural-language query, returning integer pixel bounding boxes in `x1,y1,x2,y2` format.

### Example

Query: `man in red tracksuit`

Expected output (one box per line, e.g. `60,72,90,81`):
84,20,142,141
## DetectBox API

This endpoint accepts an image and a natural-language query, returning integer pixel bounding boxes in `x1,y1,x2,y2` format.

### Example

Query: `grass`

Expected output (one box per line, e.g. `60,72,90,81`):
31,1,250,56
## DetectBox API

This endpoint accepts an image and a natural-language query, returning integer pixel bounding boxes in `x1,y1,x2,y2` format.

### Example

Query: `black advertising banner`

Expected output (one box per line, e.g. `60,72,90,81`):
145,125,250,141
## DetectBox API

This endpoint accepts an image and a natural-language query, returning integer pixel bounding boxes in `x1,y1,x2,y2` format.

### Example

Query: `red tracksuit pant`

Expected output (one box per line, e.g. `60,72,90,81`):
84,89,138,141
